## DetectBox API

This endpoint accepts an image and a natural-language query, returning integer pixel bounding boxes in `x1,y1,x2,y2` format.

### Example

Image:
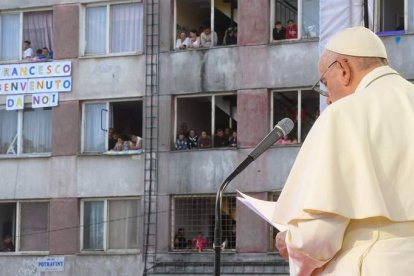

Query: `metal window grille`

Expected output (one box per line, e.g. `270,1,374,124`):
172,195,236,251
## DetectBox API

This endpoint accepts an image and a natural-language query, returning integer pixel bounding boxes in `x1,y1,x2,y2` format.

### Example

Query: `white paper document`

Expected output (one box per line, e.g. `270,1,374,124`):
237,190,287,232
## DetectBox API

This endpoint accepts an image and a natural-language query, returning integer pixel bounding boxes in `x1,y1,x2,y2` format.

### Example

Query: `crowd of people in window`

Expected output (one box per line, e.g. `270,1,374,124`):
175,126,237,150
272,19,298,40
175,25,237,50
108,128,142,151
22,40,53,61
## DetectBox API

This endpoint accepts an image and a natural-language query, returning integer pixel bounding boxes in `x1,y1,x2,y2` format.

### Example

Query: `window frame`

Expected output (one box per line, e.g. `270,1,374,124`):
271,88,319,144
0,200,50,255
174,92,237,149
0,8,53,63
171,194,237,252
270,0,321,42
372,0,410,34
80,197,140,253
80,98,143,154
79,0,144,57
0,107,52,157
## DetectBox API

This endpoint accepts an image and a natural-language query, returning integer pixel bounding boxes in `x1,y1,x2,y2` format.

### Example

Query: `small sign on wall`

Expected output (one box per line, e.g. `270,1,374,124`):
6,95,24,110
32,93,58,108
36,256,65,272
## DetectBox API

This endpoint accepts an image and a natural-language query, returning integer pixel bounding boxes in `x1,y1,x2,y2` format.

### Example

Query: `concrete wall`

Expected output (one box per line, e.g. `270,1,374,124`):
158,146,299,195
0,255,143,276
159,41,320,95
0,155,144,199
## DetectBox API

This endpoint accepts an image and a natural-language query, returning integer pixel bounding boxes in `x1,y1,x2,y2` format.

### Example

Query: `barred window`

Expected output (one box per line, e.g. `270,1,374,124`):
172,195,236,251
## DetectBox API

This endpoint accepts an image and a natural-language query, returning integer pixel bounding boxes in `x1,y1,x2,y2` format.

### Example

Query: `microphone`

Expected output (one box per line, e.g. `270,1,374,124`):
213,118,294,276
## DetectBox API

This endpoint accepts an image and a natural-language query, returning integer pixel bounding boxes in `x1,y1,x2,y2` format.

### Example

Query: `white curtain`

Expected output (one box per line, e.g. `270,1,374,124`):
86,6,107,55
111,3,143,53
302,0,320,38
23,11,53,54
83,201,104,250
23,109,52,154
0,110,18,154
108,200,138,249
84,103,106,152
1,14,20,61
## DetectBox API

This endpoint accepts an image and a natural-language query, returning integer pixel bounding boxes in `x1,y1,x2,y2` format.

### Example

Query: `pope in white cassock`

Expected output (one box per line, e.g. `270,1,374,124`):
274,26,414,275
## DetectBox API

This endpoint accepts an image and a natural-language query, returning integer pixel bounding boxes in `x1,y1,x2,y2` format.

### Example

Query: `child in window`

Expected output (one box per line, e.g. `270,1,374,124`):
192,232,207,252
175,133,188,150
113,136,129,151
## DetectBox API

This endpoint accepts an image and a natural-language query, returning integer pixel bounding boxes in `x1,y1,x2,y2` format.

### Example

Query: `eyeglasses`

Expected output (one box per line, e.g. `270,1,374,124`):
311,60,338,97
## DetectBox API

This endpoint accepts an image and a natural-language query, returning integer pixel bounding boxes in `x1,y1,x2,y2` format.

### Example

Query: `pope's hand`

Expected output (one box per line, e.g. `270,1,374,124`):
275,231,289,260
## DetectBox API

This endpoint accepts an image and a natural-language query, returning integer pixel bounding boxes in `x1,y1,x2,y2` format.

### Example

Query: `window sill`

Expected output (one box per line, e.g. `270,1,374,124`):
270,37,319,45
169,249,236,254
79,51,144,59
0,153,52,159
168,44,239,53
172,147,238,152
0,251,49,256
78,249,140,255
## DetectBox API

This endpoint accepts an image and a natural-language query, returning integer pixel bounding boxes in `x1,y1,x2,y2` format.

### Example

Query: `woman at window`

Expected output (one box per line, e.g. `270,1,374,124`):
175,31,189,50
188,30,200,49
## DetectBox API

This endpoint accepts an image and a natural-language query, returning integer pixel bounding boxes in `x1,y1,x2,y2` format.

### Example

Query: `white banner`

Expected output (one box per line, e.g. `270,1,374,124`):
37,257,65,272
32,93,58,108
6,95,24,110
0,61,71,80
0,77,72,94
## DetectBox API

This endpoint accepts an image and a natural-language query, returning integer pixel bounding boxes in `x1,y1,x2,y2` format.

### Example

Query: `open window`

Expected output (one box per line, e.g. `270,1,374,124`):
82,100,143,154
373,0,406,34
172,195,236,251
175,93,237,149
271,89,319,144
81,198,139,251
0,201,49,253
174,0,238,49
0,10,53,61
0,108,52,156
270,0,319,41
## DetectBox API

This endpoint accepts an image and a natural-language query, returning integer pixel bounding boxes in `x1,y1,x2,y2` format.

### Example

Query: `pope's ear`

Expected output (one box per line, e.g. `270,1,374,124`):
338,59,352,86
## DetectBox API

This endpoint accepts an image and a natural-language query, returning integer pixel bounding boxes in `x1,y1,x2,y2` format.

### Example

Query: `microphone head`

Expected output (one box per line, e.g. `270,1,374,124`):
276,118,294,136
249,118,295,160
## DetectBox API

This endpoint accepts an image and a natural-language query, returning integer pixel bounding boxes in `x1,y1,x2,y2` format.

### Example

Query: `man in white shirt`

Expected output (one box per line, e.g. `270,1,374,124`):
200,26,217,47
22,40,33,59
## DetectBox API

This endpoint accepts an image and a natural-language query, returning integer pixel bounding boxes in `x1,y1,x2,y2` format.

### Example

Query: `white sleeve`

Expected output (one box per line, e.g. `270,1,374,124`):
286,214,350,276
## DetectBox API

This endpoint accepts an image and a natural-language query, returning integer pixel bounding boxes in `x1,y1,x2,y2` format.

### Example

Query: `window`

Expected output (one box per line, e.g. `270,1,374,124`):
175,94,237,149
373,0,407,34
172,195,236,251
0,108,52,156
81,198,139,251
81,100,143,153
0,201,49,253
0,11,53,61
174,0,238,49
271,89,319,144
82,2,144,56
270,0,319,41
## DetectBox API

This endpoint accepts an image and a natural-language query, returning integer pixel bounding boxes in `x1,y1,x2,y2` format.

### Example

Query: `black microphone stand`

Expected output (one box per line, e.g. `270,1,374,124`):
212,118,294,276
213,157,254,276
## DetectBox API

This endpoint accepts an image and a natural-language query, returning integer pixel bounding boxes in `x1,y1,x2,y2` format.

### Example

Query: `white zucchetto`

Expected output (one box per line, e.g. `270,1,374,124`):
325,26,388,59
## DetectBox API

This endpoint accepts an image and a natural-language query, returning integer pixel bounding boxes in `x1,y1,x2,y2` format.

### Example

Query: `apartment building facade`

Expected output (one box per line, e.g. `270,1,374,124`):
0,0,413,275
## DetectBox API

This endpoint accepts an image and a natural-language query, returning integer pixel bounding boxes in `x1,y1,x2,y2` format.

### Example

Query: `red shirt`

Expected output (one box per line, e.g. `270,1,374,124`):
286,24,298,39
